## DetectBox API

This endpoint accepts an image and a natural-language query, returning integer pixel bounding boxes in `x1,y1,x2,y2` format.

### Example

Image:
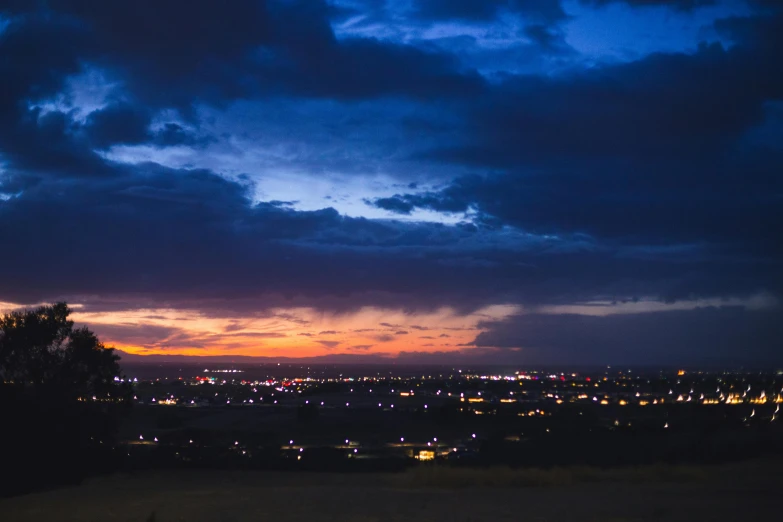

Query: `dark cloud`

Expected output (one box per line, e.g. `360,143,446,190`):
522,24,571,53
370,11,783,259
395,330,409,335
0,0,484,171
316,340,341,349
411,0,567,24
89,323,183,347
580,0,717,10
274,312,311,325
0,11,89,118
0,165,495,308
371,196,415,215
330,0,567,27
0,0,781,363
272,36,485,101
472,306,783,365
223,322,245,333
81,106,212,151
33,1,481,107
223,332,286,339
0,162,778,315
0,108,113,179
83,103,151,148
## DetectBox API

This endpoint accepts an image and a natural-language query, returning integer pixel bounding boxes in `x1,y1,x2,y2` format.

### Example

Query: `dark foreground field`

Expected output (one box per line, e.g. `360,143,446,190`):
2,459,780,522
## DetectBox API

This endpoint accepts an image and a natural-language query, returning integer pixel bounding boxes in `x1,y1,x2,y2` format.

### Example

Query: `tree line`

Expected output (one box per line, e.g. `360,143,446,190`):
0,303,130,496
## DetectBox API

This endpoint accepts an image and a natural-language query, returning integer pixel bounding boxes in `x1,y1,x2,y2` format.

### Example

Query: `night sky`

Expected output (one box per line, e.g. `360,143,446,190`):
0,1,781,365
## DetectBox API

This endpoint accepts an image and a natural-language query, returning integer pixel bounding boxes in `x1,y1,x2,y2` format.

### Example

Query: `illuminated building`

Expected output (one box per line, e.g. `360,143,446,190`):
417,450,435,461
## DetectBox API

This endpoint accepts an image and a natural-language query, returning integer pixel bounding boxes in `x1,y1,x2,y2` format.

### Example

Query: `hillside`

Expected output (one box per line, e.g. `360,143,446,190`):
2,459,780,522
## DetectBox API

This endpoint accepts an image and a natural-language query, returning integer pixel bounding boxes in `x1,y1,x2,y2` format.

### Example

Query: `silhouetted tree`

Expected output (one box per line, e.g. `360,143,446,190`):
0,303,124,396
0,303,130,495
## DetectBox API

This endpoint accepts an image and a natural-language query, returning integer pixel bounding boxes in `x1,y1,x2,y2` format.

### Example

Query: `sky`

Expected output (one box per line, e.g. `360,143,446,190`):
0,0,781,366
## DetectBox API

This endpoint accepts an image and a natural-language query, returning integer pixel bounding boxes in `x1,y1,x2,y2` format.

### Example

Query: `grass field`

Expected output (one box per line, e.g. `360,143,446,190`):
2,458,780,522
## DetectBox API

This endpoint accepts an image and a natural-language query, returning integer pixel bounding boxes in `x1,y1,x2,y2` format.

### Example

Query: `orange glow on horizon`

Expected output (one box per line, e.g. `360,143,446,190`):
53,304,521,358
